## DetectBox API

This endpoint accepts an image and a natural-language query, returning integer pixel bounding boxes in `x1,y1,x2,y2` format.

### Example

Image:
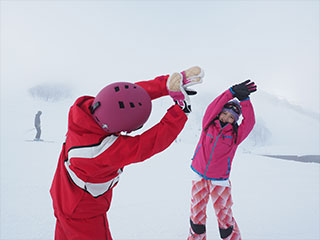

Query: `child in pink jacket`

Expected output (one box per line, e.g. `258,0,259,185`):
188,80,257,240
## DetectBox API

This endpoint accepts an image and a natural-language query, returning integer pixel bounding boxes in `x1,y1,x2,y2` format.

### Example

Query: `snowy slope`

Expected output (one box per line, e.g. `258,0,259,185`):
0,89,319,240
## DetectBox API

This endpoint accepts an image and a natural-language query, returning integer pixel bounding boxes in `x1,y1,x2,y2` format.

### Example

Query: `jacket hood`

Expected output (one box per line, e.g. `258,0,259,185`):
68,96,110,137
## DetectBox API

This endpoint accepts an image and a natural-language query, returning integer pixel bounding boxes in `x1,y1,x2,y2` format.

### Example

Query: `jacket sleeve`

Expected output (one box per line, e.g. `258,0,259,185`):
135,75,169,100
102,104,187,168
237,99,255,144
202,89,234,130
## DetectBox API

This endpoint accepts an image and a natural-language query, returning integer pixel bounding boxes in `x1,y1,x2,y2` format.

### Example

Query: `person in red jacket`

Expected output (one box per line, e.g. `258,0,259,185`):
50,66,204,240
188,80,257,240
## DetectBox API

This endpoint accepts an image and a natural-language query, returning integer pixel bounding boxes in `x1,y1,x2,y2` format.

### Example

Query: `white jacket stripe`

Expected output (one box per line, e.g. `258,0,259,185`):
65,135,121,197
68,135,119,159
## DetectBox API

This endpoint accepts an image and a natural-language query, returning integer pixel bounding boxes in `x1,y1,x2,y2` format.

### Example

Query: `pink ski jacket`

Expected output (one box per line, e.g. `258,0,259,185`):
191,89,255,180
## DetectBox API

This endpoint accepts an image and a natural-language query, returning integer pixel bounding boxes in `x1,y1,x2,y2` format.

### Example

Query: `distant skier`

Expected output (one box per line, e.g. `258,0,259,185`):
188,80,257,240
50,66,204,240
34,111,42,141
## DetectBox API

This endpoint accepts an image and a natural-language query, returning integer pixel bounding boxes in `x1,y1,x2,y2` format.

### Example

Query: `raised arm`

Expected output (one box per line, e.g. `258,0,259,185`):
135,66,204,102
135,75,169,100
202,89,234,130
105,104,187,168
231,79,257,144
237,99,255,144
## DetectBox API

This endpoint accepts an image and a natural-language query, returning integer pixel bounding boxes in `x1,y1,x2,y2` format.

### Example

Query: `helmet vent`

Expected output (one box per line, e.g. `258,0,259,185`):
138,102,142,106
118,101,125,109
125,85,129,89
114,86,120,92
130,102,135,108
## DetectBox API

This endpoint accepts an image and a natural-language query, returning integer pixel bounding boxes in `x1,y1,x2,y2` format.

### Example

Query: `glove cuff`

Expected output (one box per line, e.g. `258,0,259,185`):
175,101,191,115
239,97,250,102
229,87,236,95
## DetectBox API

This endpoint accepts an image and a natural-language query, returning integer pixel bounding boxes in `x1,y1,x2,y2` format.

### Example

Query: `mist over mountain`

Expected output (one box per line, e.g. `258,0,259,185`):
144,89,320,156
257,90,320,120
28,83,74,102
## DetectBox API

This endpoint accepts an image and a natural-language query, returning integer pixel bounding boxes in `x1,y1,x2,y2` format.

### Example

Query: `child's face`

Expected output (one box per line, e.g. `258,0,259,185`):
219,111,235,124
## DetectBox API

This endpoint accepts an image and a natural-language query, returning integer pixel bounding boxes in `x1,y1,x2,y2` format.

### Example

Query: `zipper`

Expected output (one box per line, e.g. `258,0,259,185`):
203,121,232,176
204,129,222,176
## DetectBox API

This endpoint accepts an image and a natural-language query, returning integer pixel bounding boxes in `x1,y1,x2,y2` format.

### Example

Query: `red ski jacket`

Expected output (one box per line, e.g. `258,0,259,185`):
50,76,187,219
191,89,255,180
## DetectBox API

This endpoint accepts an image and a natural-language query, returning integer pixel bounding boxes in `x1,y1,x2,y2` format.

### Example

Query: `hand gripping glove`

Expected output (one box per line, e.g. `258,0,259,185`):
180,66,204,95
231,79,257,101
167,72,191,114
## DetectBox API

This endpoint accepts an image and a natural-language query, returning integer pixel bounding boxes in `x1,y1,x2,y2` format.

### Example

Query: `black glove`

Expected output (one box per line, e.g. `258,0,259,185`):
231,80,257,101
175,100,191,114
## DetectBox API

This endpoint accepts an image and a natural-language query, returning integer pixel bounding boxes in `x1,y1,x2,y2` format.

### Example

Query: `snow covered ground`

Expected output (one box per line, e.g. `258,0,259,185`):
1,1,319,239
1,90,319,240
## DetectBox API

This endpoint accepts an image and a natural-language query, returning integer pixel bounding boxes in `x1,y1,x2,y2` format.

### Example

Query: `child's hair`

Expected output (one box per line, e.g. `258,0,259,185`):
204,114,239,144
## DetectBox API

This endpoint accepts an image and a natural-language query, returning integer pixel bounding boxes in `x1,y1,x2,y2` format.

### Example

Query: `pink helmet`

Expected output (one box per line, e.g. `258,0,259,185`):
90,82,152,133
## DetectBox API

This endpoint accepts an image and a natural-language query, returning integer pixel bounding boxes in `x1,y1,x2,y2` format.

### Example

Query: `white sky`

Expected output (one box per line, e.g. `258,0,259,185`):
1,0,319,112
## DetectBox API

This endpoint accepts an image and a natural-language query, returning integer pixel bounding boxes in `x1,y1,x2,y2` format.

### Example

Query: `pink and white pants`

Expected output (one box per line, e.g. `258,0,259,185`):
188,178,241,240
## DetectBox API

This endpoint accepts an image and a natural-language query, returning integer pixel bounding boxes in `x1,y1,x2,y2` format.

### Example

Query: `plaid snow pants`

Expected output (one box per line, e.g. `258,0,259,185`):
188,178,241,240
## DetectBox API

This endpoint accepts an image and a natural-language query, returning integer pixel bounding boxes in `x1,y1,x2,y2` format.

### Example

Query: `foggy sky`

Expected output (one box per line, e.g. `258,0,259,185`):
1,0,319,112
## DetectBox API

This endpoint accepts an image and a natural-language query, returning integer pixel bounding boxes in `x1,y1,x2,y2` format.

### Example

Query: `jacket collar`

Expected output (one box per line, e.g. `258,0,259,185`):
214,119,233,132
